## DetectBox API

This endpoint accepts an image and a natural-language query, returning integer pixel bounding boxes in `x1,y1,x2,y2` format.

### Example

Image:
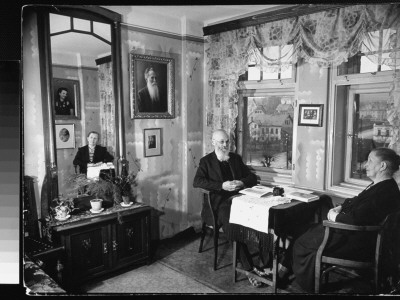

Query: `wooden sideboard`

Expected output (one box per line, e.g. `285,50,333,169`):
48,203,151,292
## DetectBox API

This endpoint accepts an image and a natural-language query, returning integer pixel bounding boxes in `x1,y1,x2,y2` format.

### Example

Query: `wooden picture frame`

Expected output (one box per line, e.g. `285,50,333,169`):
130,54,175,119
143,128,162,157
55,123,75,149
298,104,323,127
53,78,81,120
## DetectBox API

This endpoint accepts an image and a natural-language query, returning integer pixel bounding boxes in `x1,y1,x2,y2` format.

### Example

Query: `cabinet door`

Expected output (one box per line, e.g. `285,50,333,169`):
112,211,150,268
67,224,110,281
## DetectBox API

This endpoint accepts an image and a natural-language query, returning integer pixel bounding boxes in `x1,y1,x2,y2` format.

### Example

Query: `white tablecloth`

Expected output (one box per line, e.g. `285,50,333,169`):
229,195,292,234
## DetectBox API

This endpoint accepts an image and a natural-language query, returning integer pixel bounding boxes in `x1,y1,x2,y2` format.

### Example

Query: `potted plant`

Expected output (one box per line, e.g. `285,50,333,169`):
50,196,77,220
113,171,137,205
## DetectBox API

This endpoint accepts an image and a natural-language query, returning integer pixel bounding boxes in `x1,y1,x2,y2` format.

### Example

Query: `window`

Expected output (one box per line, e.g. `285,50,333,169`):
338,28,399,75
329,82,393,192
244,44,296,82
237,91,295,185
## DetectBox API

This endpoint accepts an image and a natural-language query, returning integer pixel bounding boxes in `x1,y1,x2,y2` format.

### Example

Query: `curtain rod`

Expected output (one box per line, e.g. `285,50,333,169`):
203,4,351,36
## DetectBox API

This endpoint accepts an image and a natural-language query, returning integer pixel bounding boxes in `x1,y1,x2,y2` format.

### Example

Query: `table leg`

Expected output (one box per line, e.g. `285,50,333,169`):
272,236,279,293
232,241,237,283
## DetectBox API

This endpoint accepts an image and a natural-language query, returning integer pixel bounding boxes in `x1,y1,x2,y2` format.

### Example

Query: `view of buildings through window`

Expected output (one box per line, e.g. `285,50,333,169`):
244,95,294,170
350,92,392,180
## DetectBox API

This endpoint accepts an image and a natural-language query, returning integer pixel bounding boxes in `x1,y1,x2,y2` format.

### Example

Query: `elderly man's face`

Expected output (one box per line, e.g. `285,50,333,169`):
146,70,158,87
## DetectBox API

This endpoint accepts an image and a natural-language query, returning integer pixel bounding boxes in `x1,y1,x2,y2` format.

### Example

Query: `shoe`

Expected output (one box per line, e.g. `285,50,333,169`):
253,266,272,277
277,273,293,289
248,275,263,288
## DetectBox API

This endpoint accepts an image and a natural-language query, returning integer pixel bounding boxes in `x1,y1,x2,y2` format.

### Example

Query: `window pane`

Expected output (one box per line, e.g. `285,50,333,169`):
263,71,278,79
50,13,71,34
360,56,378,73
93,22,111,43
248,66,261,81
73,17,91,32
280,65,292,79
350,92,391,180
244,96,294,170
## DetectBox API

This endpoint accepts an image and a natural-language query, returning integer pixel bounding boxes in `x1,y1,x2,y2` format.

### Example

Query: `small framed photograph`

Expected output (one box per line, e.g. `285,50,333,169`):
143,128,162,157
130,54,175,119
55,124,75,149
53,78,81,120
298,104,323,127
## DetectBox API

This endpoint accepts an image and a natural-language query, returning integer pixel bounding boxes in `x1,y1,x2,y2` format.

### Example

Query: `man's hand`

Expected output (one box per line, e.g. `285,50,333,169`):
222,180,244,191
232,180,244,190
222,181,238,191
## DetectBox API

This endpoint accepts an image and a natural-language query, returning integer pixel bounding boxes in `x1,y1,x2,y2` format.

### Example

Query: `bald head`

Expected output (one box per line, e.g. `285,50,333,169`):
212,129,230,161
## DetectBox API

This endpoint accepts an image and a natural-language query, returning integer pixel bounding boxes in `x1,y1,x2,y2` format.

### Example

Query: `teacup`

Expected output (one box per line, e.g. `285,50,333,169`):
90,199,103,211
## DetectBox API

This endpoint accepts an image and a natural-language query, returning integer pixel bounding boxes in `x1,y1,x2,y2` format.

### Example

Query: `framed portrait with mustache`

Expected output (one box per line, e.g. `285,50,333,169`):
130,54,175,119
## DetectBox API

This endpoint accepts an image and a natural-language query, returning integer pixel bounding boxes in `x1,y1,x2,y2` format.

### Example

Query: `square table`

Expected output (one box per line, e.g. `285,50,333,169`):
227,197,323,292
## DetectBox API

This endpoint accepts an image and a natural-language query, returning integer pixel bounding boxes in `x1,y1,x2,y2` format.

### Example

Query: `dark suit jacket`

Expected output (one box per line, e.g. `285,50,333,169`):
73,145,114,174
137,87,167,113
193,151,257,224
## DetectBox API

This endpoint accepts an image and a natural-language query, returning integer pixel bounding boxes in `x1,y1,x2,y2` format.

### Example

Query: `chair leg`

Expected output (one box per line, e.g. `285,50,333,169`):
198,222,206,253
233,241,238,283
213,228,219,270
315,263,321,293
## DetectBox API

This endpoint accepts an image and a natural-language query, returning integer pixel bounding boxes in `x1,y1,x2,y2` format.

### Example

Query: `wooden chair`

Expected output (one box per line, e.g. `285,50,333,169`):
315,210,400,294
197,188,227,271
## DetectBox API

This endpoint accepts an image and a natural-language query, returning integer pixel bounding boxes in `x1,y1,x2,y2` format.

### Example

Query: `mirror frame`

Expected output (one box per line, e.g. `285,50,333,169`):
36,5,124,202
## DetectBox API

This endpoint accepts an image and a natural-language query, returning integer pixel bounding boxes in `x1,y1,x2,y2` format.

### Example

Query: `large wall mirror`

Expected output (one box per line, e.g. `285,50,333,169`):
40,6,124,199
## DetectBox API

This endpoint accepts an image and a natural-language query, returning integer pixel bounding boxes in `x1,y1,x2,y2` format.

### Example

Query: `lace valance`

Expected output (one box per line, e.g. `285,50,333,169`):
205,4,400,155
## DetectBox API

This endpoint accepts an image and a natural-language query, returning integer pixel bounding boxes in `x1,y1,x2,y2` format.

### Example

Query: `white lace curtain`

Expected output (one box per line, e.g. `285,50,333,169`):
98,61,116,158
205,4,400,153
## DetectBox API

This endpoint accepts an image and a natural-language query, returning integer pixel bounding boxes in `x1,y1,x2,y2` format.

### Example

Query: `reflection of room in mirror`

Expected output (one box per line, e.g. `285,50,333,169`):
55,124,75,150
49,12,115,197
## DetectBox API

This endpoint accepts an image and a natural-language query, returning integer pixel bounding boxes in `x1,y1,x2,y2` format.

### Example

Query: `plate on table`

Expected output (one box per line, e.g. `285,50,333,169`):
55,215,71,221
90,208,104,214
121,202,133,207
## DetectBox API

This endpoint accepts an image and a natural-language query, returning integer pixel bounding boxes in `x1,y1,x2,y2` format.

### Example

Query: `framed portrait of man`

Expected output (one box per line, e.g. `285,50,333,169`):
130,54,175,119
53,78,81,120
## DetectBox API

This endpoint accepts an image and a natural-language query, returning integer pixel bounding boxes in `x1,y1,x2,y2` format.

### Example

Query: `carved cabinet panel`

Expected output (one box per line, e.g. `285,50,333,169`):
68,224,110,281
112,210,150,268
52,205,151,290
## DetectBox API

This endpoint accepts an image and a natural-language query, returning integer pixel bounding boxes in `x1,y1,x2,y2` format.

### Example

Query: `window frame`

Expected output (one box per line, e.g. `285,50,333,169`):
326,67,393,197
236,80,297,186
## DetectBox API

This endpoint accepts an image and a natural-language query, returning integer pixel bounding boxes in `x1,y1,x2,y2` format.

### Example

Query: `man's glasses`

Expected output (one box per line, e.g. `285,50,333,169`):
214,139,230,145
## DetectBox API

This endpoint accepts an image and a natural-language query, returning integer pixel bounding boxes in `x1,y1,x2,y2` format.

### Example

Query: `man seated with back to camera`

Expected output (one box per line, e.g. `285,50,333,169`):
73,131,114,175
276,147,400,293
193,129,271,287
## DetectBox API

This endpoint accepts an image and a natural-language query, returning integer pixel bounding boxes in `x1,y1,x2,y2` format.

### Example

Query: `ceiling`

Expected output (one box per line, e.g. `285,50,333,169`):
51,5,277,61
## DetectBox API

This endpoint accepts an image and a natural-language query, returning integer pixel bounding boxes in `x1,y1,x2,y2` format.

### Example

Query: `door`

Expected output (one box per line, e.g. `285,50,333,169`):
67,223,110,281
112,210,150,268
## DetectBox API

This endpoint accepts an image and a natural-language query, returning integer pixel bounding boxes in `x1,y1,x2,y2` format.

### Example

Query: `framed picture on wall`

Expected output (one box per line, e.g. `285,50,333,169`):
55,123,75,149
298,104,323,127
53,78,81,120
130,54,175,119
143,128,162,157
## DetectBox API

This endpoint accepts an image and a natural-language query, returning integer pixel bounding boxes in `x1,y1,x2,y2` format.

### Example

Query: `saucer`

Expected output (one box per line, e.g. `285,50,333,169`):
90,208,104,214
55,214,71,221
121,201,133,207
